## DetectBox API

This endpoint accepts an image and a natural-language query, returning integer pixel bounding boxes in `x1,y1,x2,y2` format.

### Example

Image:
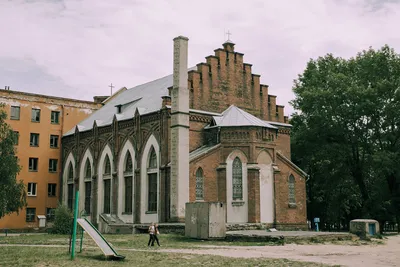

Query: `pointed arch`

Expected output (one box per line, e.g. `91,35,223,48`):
288,174,296,205
226,149,248,223
79,148,94,216
257,149,274,223
118,139,135,222
63,152,76,211
97,144,113,221
195,167,204,200
232,157,243,200
140,134,160,223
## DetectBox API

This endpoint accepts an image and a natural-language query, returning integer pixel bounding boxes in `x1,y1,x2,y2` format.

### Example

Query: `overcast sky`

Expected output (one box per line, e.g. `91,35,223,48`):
1,0,399,116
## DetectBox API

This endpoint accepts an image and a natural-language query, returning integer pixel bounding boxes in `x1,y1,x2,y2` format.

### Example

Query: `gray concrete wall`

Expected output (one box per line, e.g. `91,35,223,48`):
185,202,226,239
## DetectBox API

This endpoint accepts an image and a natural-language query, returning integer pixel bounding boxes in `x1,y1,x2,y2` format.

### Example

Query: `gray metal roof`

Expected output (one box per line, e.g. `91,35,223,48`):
64,67,196,136
206,105,278,129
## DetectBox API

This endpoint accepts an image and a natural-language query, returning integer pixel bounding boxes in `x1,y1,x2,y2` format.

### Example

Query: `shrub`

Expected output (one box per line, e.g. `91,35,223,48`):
50,204,73,235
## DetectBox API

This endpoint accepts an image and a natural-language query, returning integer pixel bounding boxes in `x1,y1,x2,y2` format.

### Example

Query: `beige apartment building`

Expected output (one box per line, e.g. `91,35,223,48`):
0,87,102,229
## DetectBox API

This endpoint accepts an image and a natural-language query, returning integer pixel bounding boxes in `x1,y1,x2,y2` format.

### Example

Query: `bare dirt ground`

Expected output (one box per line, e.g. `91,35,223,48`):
126,235,400,267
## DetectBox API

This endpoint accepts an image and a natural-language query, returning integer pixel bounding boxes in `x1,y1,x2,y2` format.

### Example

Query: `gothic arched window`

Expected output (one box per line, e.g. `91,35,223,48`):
288,175,296,204
232,157,243,200
147,147,157,212
196,168,204,200
84,159,91,179
104,155,111,175
68,162,73,180
124,152,133,213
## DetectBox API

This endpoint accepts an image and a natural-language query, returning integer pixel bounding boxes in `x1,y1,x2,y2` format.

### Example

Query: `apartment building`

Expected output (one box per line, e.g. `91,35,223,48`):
0,87,102,229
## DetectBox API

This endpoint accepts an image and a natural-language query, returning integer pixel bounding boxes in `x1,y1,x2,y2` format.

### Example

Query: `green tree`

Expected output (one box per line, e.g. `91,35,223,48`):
50,204,73,234
0,104,26,219
291,45,400,232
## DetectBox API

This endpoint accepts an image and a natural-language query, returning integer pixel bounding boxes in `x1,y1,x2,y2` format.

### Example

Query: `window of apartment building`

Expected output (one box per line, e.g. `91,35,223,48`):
10,106,20,120
46,208,55,222
49,159,58,173
27,183,37,196
51,111,60,124
30,133,39,147
13,131,19,145
50,135,59,148
26,208,36,222
48,183,57,197
29,157,38,171
31,108,40,122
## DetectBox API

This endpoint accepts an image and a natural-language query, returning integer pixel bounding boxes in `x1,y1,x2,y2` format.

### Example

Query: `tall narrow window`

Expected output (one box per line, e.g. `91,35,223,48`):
147,147,157,212
232,157,243,200
85,159,91,179
196,168,204,200
13,131,19,145
68,162,73,180
104,155,111,175
288,175,296,205
124,153,133,213
67,184,74,210
84,159,92,214
103,179,111,213
85,181,91,214
103,155,111,214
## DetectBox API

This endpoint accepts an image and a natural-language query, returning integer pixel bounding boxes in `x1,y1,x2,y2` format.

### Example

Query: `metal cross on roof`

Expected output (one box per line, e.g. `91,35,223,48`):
226,30,232,41
109,83,114,95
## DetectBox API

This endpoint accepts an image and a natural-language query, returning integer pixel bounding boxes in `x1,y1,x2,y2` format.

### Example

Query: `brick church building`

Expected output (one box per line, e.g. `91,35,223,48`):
61,36,308,230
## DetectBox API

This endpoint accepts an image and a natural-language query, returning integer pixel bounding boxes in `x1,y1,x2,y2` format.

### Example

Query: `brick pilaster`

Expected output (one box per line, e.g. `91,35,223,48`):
247,166,260,223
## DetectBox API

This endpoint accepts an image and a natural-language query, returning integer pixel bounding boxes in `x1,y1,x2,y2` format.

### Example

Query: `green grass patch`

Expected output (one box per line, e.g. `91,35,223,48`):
0,246,331,267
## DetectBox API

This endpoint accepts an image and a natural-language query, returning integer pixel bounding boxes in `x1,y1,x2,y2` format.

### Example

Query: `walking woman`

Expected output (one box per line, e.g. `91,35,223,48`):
151,223,161,246
147,222,155,247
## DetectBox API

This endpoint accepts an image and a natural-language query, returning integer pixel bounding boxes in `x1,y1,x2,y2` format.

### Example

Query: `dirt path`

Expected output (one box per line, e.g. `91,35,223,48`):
126,235,400,267
2,235,399,266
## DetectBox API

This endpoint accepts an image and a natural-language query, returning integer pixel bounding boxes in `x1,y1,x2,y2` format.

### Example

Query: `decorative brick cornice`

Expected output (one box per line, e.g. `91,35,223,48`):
189,114,212,123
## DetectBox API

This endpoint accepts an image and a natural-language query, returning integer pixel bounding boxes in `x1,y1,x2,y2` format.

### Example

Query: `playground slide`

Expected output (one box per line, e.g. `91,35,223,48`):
77,218,125,260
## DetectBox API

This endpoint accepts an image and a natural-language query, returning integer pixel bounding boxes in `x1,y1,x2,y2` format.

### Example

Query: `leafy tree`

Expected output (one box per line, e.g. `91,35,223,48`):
291,45,400,232
0,104,26,219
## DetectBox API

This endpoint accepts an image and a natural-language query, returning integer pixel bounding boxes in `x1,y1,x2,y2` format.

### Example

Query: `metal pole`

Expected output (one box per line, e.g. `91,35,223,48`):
79,227,84,253
71,191,79,260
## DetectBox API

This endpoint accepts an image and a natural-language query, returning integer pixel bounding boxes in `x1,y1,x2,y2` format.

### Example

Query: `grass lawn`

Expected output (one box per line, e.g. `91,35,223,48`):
0,246,330,267
0,233,280,248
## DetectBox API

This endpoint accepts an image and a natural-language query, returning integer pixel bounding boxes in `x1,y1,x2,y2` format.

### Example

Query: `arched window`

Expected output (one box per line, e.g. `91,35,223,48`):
148,147,157,169
147,147,157,212
68,162,73,180
67,162,74,210
103,154,111,214
288,175,296,204
124,153,133,173
232,157,243,200
124,152,133,213
196,168,204,200
84,159,92,214
84,159,91,179
104,155,111,175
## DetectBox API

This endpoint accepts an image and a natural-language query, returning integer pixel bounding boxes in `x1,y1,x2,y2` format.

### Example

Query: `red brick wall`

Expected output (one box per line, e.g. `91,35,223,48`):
274,131,291,160
188,44,286,123
189,147,221,202
274,156,307,229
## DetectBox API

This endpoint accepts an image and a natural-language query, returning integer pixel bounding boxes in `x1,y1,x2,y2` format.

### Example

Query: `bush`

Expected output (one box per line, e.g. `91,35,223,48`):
50,204,73,235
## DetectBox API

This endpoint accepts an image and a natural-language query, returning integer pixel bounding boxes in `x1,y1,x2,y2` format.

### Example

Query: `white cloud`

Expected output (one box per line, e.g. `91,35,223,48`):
0,0,399,115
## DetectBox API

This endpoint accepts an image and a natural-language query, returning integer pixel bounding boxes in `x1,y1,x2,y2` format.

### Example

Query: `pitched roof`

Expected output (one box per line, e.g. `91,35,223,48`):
64,67,195,136
206,105,278,129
